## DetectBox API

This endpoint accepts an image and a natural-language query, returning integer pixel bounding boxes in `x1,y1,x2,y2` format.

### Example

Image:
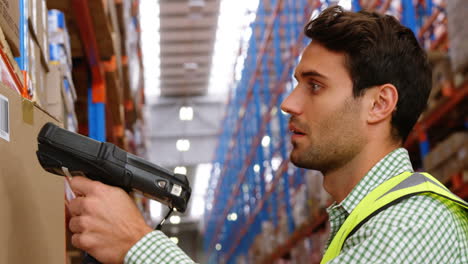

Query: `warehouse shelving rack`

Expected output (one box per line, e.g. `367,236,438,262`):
204,0,468,263
72,0,108,141
46,0,145,149
203,0,318,262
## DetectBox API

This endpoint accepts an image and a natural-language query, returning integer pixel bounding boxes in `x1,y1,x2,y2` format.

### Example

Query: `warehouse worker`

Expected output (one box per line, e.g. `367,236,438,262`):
66,5,468,264
280,5,468,264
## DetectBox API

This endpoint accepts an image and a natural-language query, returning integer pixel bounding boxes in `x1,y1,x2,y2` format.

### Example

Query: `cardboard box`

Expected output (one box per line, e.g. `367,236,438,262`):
0,44,21,94
44,63,77,131
0,0,20,57
0,83,65,263
40,0,49,68
29,0,49,71
44,63,64,121
428,54,453,110
0,18,23,89
48,9,72,67
447,0,468,73
28,31,49,108
424,132,468,183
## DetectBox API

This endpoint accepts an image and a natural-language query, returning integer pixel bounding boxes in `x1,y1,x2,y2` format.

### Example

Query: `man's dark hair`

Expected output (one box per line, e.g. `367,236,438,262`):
304,5,431,142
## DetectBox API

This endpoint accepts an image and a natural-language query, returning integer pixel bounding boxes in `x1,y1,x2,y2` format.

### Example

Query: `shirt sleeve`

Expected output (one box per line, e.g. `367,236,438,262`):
326,194,464,264
124,230,195,264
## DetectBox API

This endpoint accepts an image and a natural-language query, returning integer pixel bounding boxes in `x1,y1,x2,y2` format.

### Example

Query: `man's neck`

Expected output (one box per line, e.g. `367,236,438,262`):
323,143,401,203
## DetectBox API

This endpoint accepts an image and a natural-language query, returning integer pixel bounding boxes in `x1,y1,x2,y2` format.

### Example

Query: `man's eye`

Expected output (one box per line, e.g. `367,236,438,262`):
310,83,322,92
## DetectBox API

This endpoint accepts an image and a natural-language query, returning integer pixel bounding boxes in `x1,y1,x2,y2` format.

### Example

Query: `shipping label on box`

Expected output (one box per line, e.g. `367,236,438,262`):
0,93,9,141
0,0,20,57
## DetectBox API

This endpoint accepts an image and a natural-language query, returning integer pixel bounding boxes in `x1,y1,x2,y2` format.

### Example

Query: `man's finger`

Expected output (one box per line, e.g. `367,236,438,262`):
68,196,87,216
71,233,94,252
70,176,99,196
69,216,90,234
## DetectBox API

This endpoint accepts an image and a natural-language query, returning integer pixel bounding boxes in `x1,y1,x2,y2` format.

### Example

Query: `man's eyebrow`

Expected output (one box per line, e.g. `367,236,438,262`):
294,70,329,80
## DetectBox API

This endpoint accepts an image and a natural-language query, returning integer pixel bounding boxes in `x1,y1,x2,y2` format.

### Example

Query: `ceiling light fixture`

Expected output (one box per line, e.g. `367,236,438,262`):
169,215,181,225
176,139,190,152
174,166,187,175
179,106,194,121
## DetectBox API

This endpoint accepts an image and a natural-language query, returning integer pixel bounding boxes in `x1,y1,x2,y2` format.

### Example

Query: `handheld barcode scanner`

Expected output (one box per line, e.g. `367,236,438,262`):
36,122,191,264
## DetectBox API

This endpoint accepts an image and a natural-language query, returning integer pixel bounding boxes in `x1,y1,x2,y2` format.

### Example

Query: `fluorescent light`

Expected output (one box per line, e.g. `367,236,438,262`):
174,166,187,175
261,135,271,147
338,0,352,10
176,139,190,151
191,196,205,218
179,106,194,121
215,243,222,251
140,0,160,98
169,237,179,244
253,164,260,173
265,171,273,183
149,200,162,222
271,156,282,171
270,107,277,116
170,215,181,224
242,184,249,193
208,0,259,95
190,163,212,219
227,212,237,221
188,0,205,8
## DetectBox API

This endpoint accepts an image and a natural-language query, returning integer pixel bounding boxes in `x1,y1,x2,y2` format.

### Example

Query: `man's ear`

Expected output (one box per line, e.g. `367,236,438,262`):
366,84,398,124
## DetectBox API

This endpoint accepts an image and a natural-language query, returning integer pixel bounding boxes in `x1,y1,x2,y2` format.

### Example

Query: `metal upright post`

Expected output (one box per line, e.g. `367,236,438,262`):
16,0,30,98
73,0,107,141
401,0,418,34
353,0,361,11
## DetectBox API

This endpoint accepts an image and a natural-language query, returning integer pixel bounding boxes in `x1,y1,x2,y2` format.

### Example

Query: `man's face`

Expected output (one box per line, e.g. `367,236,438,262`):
281,41,367,174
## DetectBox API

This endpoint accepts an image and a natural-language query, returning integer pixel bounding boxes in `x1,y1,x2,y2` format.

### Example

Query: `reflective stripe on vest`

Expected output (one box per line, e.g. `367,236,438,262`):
321,172,468,264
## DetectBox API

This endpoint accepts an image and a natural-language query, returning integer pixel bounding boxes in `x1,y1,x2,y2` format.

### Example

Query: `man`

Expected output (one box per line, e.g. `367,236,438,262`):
280,5,468,264
67,5,468,264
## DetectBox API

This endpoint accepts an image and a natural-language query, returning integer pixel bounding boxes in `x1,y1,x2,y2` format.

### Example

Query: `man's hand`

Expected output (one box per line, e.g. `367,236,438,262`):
67,176,153,264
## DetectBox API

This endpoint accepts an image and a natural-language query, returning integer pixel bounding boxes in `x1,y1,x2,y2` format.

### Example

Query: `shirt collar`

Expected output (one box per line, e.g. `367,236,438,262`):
329,148,414,214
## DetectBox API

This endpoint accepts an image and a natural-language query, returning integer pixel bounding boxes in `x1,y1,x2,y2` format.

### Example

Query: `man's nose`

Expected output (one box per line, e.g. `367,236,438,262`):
280,88,302,116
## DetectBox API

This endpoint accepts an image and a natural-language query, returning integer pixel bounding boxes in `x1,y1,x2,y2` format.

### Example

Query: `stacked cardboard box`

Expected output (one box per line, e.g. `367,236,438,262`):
0,0,20,57
425,52,454,112
447,0,468,74
26,0,50,108
0,83,65,263
45,9,77,132
424,132,468,183
29,0,49,69
248,220,277,263
0,1,66,263
0,26,22,93
291,237,313,263
0,0,23,92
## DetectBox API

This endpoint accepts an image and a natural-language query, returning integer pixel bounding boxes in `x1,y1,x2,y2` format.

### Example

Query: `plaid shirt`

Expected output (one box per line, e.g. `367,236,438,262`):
325,148,468,264
124,230,194,264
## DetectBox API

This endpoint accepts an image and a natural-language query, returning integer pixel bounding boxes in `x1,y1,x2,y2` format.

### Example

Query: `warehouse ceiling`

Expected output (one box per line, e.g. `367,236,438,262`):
143,0,224,171
159,0,220,97
141,0,259,227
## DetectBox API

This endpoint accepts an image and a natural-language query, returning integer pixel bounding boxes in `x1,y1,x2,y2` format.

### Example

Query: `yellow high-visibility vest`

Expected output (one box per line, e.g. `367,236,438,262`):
321,172,468,264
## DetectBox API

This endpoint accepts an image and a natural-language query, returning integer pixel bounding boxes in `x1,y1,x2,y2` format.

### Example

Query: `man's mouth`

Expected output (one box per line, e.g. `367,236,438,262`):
288,124,306,136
